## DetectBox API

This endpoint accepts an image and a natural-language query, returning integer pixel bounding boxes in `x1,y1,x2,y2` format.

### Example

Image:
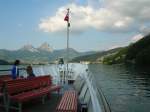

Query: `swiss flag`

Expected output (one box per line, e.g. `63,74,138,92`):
64,12,69,21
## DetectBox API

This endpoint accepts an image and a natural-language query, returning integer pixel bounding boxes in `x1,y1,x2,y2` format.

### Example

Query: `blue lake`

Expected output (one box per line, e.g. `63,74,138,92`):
89,64,150,112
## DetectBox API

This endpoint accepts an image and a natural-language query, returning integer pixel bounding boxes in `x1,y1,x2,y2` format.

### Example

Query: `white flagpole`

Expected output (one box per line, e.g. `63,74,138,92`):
66,8,70,83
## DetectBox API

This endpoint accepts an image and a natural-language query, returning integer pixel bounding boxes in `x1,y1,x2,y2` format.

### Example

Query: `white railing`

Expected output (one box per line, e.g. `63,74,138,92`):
82,68,111,112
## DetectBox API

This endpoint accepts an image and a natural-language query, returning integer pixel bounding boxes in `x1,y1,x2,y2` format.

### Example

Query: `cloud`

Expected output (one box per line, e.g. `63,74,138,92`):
39,0,150,33
131,34,144,42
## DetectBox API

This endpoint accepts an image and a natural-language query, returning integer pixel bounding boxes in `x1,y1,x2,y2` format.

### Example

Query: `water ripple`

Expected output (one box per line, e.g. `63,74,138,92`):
89,64,150,112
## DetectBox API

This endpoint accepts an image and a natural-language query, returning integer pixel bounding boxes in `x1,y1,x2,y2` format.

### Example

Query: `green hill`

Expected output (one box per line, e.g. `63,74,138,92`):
102,47,128,64
71,48,122,63
125,34,150,66
101,34,150,66
71,33,150,66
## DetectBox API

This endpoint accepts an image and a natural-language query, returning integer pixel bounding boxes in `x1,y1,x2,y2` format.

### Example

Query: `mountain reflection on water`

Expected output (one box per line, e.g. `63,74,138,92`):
89,64,150,112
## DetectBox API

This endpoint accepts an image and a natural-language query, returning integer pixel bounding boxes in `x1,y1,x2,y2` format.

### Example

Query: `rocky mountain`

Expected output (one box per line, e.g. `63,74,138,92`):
0,43,94,64
21,44,38,52
38,42,53,52
20,42,53,53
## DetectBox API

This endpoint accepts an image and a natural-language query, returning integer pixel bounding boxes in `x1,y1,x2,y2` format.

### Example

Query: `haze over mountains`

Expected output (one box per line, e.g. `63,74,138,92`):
0,42,96,64
1,33,149,66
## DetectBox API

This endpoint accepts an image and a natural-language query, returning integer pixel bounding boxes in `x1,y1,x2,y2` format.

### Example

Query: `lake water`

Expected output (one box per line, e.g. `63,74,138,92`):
0,64,150,112
89,64,150,112
0,65,26,75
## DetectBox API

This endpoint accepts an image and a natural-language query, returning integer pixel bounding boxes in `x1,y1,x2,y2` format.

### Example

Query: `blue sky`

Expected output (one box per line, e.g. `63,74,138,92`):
0,0,149,51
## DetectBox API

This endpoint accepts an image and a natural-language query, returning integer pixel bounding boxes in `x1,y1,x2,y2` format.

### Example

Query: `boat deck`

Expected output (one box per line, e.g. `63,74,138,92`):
0,93,61,112
0,82,75,112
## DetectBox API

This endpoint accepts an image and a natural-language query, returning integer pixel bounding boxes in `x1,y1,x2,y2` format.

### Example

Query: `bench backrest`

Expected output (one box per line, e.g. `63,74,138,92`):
4,75,52,95
0,75,12,92
0,80,3,92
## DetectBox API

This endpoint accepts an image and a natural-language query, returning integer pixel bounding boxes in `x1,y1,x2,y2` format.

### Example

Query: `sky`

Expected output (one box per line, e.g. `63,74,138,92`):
0,0,150,52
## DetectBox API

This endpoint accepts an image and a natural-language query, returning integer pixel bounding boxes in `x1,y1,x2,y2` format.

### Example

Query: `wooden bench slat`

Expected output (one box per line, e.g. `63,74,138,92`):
56,90,77,112
59,92,68,110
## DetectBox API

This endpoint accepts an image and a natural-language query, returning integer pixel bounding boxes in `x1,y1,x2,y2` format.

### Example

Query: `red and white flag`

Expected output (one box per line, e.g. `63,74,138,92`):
64,9,70,27
64,12,69,22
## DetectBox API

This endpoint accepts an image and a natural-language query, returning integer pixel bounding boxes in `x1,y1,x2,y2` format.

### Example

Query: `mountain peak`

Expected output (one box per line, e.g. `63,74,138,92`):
20,44,38,52
38,42,53,52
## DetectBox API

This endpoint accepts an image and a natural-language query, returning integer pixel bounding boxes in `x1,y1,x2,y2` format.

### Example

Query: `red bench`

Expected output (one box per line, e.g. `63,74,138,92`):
56,90,77,112
4,75,61,112
0,79,4,100
0,75,12,107
0,75,12,91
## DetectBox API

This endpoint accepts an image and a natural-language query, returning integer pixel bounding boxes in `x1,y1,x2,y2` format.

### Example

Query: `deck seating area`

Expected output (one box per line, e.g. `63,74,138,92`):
0,93,61,112
0,75,61,112
0,75,82,112
56,90,77,112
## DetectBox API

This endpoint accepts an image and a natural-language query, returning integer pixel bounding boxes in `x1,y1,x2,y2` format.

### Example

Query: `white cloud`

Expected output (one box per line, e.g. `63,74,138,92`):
131,34,144,42
39,0,150,33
